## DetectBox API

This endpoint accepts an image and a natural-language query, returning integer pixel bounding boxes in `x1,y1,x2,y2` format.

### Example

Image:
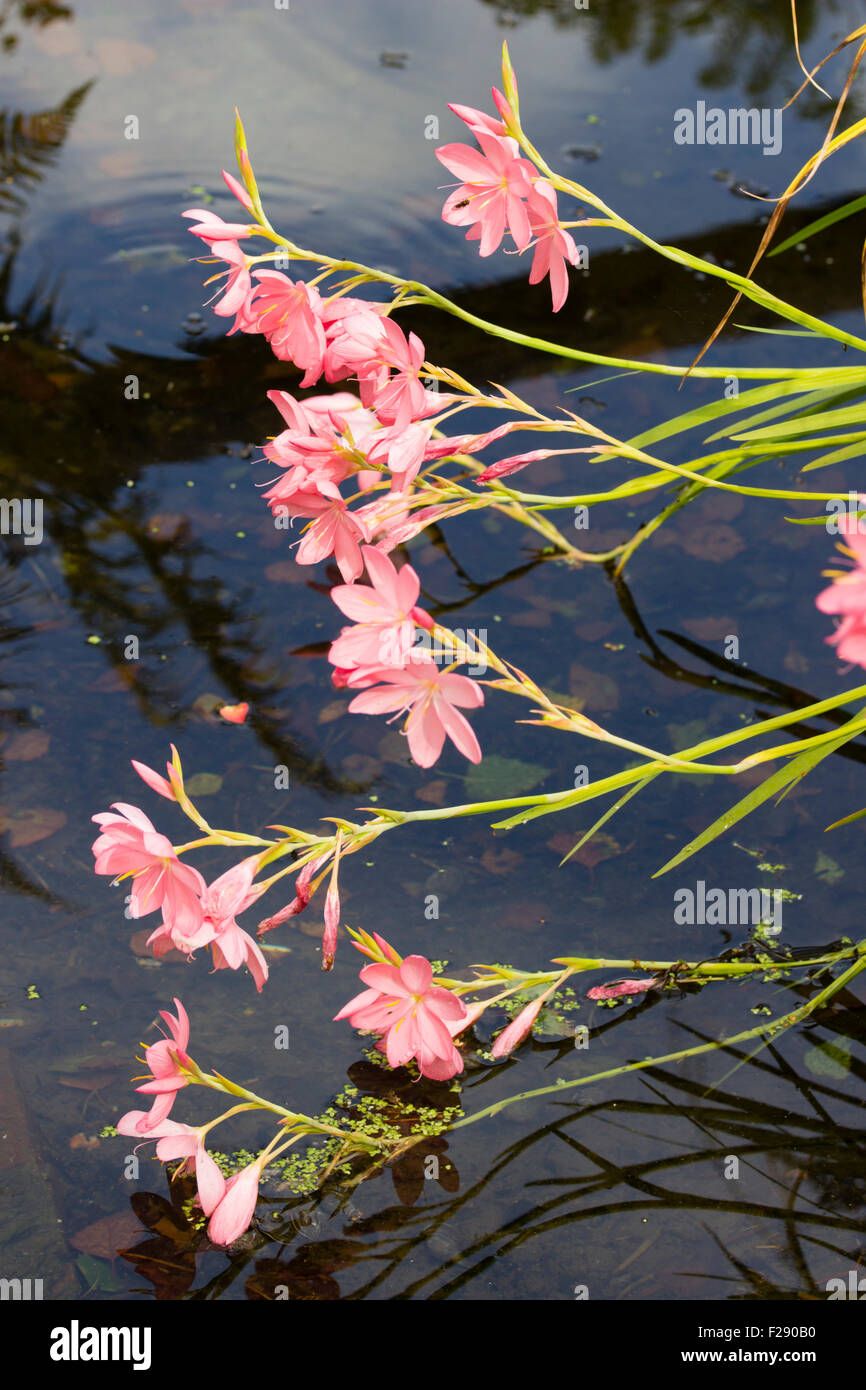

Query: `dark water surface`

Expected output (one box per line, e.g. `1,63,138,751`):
2,0,866,1300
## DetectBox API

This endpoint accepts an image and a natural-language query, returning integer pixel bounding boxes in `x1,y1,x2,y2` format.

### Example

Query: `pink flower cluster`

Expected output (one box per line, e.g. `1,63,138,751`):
335,934,469,1080
328,545,484,767
436,91,582,311
116,999,268,1247
92,759,269,990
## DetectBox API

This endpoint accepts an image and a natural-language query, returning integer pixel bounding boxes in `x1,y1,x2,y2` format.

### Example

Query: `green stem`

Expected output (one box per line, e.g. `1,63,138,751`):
451,946,866,1132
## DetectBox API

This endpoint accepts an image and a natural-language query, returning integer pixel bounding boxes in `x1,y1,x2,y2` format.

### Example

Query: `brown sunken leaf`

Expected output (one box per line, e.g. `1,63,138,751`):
414,779,448,806
69,1133,101,1152
265,561,308,584
4,730,50,762
70,1211,146,1262
680,522,745,563
547,830,625,870
58,1070,122,1094
0,807,67,847
681,617,739,642
86,666,139,693
481,846,523,876
145,513,189,543
568,661,619,711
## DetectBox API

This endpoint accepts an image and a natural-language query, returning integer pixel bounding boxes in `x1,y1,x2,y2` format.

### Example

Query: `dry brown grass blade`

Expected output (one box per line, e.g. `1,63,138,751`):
790,0,834,102
682,22,866,384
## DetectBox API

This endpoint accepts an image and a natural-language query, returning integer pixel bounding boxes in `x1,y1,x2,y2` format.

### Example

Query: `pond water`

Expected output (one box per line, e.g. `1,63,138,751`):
2,0,866,1301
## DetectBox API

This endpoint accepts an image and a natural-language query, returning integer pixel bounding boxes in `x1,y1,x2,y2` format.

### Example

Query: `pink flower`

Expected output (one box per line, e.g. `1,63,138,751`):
476,448,559,484
328,545,432,670
290,492,372,581
490,996,545,1057
182,208,257,245
816,509,866,668
222,168,254,212
334,954,467,1080
447,101,508,140
525,181,580,312
347,656,483,767
257,853,326,936
147,858,268,983
129,999,192,1130
248,272,326,386
116,1116,226,1216
92,804,205,937
321,299,388,383
586,977,657,1001
437,129,536,258
358,319,432,432
208,1155,268,1246
130,751,178,801
208,240,253,319
195,857,269,991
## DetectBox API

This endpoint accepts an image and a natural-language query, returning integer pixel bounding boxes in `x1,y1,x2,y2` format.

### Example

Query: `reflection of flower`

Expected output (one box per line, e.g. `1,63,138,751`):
390,1135,459,1207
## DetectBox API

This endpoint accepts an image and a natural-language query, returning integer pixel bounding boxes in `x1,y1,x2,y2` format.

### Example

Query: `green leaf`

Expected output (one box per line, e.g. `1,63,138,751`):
464,756,551,801
653,707,866,877
185,772,223,797
814,851,844,885
825,804,866,831
768,196,866,257
732,402,866,442
803,1036,852,1080
75,1254,123,1292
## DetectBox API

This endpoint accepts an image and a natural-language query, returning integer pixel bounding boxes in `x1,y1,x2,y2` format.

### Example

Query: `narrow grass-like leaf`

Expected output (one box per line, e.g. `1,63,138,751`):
768,195,866,257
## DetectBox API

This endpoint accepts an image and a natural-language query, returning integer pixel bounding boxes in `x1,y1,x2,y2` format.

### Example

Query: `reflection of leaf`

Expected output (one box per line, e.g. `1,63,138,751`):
130,1190,195,1245
814,851,844,886
0,807,66,846
185,772,223,797
804,1037,852,1080
0,83,93,215
246,1259,340,1300
285,1240,359,1275
120,1234,198,1299
464,755,550,801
